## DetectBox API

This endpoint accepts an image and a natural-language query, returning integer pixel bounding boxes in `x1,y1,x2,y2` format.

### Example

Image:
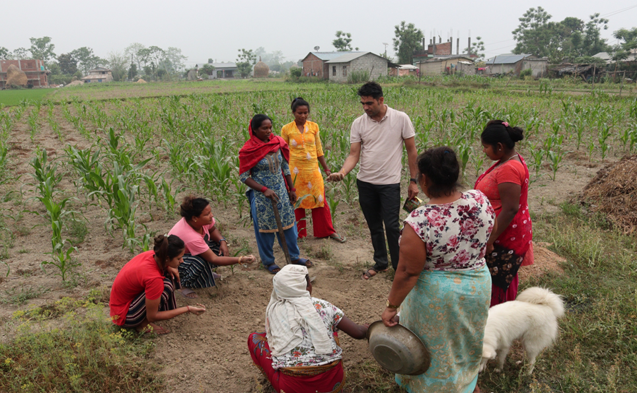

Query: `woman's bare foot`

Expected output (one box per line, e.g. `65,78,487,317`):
179,288,198,299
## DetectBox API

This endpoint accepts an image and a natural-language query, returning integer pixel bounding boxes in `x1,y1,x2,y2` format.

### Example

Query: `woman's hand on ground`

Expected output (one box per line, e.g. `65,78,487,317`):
263,189,279,201
188,304,206,315
289,191,297,204
327,172,344,182
240,255,256,264
219,242,230,256
382,307,399,327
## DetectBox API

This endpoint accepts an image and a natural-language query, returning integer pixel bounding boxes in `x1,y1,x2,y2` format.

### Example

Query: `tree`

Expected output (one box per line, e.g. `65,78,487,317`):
512,7,554,58
125,43,146,70
333,31,358,51
200,64,215,76
107,52,128,81
128,63,138,80
159,47,187,74
236,48,256,78
393,21,424,64
137,46,165,71
512,7,611,61
463,37,485,60
57,53,77,75
29,36,56,65
70,47,105,75
10,48,30,60
0,47,8,60
612,27,637,62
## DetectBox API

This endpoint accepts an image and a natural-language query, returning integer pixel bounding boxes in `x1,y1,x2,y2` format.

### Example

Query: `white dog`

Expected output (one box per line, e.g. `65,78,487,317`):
480,287,564,375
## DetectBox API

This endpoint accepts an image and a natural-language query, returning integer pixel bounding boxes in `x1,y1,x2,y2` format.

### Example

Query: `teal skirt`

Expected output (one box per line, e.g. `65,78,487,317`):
396,265,491,393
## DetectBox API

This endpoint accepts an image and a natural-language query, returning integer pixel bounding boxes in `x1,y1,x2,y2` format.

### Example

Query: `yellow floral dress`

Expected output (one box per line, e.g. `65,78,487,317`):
281,121,325,210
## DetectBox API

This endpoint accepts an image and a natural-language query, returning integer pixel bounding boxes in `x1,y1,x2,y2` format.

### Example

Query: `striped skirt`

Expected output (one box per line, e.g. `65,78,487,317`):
178,241,221,289
122,277,177,328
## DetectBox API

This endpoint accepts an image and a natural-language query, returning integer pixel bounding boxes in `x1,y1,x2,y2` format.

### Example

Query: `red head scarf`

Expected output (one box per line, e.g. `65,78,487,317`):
239,119,290,174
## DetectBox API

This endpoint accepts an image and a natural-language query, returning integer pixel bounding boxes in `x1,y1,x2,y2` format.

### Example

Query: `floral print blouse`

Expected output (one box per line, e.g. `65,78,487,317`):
270,298,344,369
403,190,495,271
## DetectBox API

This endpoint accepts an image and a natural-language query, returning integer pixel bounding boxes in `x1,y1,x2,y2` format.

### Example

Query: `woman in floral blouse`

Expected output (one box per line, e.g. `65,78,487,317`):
248,264,368,393
381,147,495,393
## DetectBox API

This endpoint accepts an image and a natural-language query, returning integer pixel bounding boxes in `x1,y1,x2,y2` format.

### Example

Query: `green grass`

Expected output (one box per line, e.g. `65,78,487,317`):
1,290,163,392
0,89,53,106
478,203,637,392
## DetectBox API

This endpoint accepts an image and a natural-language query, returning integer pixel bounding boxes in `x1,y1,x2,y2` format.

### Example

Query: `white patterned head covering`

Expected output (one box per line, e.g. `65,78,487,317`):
265,264,332,357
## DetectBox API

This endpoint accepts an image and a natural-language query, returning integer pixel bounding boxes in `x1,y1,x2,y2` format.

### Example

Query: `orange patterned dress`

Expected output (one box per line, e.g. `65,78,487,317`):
280,121,325,210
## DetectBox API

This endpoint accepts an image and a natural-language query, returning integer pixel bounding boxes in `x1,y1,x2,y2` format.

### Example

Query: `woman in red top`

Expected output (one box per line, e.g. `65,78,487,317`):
475,120,533,307
109,235,206,334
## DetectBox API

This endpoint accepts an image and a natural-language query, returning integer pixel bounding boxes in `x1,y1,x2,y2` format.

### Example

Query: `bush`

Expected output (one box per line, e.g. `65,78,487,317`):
520,68,533,79
289,67,302,78
347,70,370,84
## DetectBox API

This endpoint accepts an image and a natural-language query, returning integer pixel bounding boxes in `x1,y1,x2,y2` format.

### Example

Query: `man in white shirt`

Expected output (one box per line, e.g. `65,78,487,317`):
328,82,418,278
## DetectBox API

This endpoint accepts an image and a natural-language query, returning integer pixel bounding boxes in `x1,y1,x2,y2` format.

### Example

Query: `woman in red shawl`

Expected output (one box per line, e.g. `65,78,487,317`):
475,120,534,306
239,114,311,274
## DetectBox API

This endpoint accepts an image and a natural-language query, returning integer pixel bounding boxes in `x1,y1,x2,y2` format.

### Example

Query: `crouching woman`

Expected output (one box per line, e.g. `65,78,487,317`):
109,235,206,334
248,265,368,393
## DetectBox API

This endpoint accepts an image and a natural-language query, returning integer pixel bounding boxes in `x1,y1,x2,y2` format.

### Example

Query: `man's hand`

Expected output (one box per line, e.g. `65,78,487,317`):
289,190,297,204
327,172,345,182
408,182,419,200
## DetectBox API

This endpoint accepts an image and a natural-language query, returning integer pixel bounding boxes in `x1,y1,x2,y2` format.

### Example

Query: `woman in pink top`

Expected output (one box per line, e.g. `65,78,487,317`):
168,196,255,298
109,235,206,334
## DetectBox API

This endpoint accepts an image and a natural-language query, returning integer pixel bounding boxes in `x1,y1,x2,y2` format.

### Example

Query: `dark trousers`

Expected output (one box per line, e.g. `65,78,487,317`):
357,179,401,270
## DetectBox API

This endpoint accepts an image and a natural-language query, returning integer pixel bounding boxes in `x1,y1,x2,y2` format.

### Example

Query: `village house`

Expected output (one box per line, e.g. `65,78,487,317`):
82,67,113,83
301,51,362,79
484,54,548,77
210,63,237,79
0,59,49,88
325,52,390,83
417,55,475,76
389,64,419,77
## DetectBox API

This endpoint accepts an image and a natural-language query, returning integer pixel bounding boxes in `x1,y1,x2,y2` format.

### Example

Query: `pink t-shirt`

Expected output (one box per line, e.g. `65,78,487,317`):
350,106,416,185
167,217,216,256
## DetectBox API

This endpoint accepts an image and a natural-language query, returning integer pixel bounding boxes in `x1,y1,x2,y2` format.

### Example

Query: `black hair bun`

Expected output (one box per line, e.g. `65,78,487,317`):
507,126,524,142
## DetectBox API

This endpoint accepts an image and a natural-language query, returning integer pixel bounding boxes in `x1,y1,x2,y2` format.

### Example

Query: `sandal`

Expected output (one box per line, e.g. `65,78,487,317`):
266,264,281,274
291,258,314,268
329,233,347,243
362,267,388,280
179,288,198,299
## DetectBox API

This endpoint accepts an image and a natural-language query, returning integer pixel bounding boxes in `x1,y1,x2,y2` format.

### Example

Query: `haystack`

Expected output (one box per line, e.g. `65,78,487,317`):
136,79,147,84
581,155,637,232
6,65,28,87
67,80,83,87
253,59,269,78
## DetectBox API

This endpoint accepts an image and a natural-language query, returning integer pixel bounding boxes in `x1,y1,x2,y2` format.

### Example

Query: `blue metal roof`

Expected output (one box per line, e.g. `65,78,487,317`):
485,54,530,65
305,51,364,61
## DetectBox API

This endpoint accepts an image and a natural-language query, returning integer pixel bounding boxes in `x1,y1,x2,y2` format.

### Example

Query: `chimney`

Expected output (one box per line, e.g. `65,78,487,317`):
468,37,471,55
450,37,453,55
457,38,460,54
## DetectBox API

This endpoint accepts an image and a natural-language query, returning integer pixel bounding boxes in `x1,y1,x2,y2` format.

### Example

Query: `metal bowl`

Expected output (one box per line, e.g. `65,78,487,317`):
366,320,431,375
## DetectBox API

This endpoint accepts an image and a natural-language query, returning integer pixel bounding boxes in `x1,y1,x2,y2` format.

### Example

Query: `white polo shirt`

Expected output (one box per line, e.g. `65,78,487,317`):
350,105,416,185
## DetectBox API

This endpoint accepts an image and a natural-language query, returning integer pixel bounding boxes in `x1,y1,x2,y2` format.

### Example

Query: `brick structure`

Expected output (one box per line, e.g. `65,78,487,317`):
0,59,49,88
302,51,362,79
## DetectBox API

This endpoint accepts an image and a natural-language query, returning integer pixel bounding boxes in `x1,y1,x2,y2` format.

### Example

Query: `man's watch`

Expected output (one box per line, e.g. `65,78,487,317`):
219,238,227,243
386,300,399,309
409,178,418,184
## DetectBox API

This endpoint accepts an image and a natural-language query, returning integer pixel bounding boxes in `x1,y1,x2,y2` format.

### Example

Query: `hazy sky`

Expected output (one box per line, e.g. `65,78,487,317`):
2,0,636,67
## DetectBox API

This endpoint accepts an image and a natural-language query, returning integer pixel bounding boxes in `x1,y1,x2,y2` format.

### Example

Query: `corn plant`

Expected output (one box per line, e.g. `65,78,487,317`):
39,195,78,281
598,124,611,160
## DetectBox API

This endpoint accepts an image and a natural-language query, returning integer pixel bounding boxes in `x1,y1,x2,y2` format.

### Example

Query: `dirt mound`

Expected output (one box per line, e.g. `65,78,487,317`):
136,78,147,84
6,65,27,87
66,80,83,87
519,242,565,282
581,155,637,232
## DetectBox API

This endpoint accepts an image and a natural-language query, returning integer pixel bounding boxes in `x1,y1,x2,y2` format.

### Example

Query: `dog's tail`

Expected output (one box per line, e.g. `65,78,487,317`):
516,287,565,318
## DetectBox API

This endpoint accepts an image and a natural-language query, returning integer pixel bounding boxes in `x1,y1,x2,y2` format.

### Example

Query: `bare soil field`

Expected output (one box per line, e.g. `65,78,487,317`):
1,82,635,392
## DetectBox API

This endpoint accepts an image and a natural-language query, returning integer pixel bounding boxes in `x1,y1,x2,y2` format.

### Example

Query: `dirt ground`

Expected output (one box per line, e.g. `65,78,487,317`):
0,105,617,392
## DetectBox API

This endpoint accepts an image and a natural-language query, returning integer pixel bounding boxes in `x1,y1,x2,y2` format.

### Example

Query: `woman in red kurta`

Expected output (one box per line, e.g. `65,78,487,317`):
109,235,206,334
475,120,534,307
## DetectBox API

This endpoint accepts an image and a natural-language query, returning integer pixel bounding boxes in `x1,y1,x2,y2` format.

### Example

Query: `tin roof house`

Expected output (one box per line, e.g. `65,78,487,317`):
82,67,113,83
484,54,548,77
302,51,393,82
